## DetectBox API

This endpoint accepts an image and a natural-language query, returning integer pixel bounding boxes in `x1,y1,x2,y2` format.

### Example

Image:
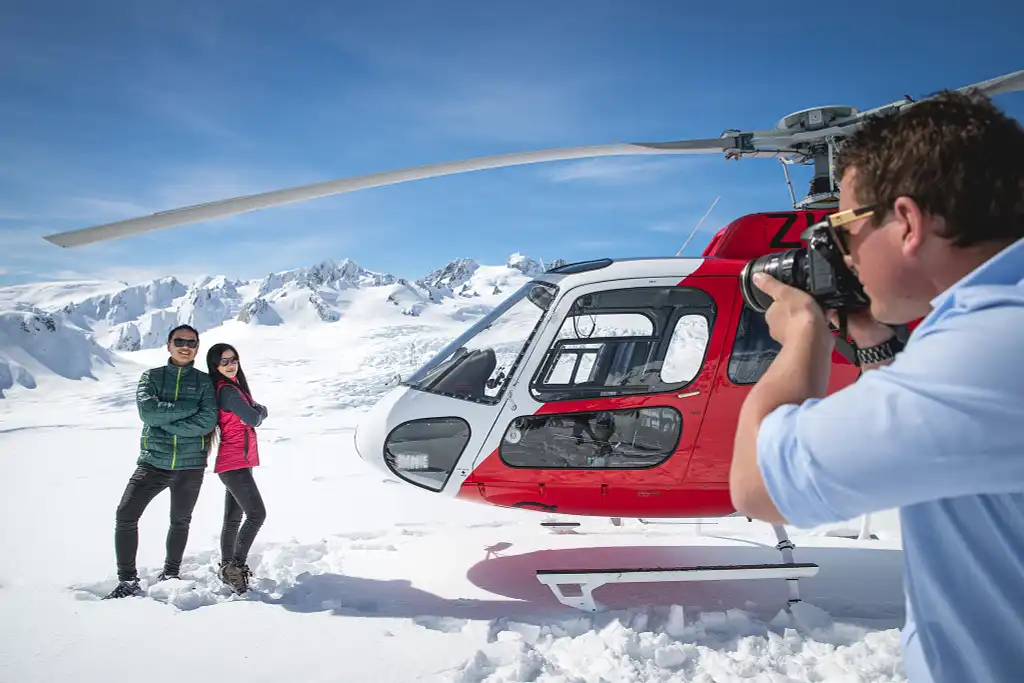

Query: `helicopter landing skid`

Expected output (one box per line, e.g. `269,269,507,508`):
534,524,817,612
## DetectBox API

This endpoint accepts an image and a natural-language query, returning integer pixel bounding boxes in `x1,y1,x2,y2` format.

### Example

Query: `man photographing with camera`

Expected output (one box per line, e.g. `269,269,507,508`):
730,89,1024,683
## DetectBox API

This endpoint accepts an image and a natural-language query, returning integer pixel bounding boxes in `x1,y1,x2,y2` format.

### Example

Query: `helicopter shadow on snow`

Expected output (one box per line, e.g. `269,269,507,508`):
265,539,904,631
266,572,570,628
463,540,907,629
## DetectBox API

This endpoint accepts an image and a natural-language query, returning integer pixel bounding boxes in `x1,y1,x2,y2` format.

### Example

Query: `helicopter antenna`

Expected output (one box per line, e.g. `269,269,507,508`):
676,196,720,256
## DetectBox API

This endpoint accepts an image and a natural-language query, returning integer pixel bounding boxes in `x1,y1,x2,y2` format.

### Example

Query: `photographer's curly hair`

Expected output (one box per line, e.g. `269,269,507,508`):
834,89,1024,248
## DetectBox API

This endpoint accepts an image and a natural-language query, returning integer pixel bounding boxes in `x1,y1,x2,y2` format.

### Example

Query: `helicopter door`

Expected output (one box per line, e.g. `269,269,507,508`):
464,276,733,516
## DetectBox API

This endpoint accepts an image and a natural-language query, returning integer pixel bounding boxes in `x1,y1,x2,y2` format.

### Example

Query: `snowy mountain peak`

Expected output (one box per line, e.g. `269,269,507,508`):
507,252,544,277
257,258,398,297
0,249,569,392
416,258,480,299
58,276,188,330
0,304,117,397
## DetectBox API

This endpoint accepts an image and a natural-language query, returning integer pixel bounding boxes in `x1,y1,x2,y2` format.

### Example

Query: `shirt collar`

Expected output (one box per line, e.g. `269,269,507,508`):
929,236,1024,310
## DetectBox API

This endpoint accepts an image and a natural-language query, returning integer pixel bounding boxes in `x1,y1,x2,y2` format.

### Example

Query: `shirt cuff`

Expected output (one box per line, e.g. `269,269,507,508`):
756,401,842,529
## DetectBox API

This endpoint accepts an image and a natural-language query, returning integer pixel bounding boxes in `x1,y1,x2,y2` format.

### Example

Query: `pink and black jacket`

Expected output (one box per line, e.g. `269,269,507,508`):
213,378,267,474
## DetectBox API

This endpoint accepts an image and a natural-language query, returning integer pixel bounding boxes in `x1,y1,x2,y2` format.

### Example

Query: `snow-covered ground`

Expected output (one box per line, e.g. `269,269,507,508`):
0,264,908,682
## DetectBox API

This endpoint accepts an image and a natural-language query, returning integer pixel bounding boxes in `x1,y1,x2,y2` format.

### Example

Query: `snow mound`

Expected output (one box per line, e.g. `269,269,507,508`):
0,304,119,398
68,532,906,683
454,608,904,682
72,537,350,611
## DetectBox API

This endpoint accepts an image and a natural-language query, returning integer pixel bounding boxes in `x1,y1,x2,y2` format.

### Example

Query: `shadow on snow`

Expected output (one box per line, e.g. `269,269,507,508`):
70,540,904,634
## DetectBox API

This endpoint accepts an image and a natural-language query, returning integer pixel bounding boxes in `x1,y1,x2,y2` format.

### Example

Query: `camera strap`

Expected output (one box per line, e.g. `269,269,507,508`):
831,310,861,367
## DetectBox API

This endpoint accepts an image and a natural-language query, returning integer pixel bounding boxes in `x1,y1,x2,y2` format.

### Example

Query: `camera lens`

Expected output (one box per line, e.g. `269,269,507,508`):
740,249,801,313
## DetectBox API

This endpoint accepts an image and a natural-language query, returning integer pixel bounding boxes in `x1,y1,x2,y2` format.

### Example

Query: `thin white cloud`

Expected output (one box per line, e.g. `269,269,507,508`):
6,159,353,231
51,197,152,222
647,221,681,233
310,12,603,145
132,85,249,145
410,78,587,144
573,239,623,250
541,157,692,185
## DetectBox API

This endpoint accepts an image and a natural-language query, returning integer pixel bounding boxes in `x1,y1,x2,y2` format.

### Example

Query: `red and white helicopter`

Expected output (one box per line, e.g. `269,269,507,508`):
44,69,1024,611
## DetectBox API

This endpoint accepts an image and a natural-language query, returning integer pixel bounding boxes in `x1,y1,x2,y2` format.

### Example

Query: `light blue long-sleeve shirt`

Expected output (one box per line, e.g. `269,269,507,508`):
757,236,1024,683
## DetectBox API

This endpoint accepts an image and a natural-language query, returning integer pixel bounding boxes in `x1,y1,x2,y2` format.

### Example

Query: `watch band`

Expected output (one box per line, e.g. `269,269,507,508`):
856,336,905,365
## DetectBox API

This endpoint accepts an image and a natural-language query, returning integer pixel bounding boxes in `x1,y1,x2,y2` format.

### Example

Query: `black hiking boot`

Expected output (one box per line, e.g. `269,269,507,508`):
103,579,142,599
222,561,252,594
157,570,179,582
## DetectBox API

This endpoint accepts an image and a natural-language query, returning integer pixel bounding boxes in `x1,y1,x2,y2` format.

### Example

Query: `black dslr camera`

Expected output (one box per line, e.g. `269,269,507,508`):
739,219,870,314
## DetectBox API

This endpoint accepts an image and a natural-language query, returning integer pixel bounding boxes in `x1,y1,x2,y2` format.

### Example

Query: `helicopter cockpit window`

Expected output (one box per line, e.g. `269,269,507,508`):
530,286,714,402
403,281,557,404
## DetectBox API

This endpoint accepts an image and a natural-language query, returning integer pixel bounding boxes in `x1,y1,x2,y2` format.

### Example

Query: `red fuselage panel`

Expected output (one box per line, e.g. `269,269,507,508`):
453,209,897,518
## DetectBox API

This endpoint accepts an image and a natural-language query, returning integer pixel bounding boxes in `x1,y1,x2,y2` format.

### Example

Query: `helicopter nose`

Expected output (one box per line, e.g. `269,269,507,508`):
354,387,404,477
354,384,474,494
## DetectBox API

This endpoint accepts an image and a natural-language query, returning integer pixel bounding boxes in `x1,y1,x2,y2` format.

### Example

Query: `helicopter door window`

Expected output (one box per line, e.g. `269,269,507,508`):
727,305,780,385
531,286,715,402
544,344,601,384
661,314,711,384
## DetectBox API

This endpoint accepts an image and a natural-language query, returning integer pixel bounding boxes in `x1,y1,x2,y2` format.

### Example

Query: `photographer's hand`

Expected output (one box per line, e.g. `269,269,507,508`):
730,272,836,524
752,272,832,348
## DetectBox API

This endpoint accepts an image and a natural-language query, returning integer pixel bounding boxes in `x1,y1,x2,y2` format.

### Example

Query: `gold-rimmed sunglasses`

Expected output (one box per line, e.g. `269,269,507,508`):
808,205,876,255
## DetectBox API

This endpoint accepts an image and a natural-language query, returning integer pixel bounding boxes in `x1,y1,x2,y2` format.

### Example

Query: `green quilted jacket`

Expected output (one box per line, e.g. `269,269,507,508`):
136,359,218,470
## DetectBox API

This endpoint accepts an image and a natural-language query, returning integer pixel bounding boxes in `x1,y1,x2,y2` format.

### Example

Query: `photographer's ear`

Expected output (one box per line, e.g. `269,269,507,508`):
893,195,928,258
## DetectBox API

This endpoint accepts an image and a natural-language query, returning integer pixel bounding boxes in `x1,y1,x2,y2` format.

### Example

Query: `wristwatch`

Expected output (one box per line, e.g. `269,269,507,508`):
856,335,905,365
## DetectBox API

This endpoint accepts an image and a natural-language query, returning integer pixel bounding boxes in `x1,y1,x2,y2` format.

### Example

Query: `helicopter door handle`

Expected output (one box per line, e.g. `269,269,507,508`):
677,390,700,398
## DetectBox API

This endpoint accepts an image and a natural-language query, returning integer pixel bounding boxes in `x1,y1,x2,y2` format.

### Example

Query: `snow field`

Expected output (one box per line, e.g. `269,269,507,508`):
0,258,909,682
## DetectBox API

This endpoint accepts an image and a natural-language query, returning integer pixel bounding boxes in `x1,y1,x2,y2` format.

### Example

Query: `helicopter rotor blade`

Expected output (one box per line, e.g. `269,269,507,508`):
42,137,740,248
40,68,1023,249
959,68,1024,97
749,68,1024,148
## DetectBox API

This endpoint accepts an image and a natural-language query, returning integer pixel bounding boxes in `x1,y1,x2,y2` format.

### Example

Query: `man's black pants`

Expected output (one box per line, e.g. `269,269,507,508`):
219,467,266,566
114,463,205,581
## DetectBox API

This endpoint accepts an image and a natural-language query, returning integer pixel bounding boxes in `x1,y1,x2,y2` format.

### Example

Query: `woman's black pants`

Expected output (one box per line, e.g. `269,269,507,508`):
219,467,267,566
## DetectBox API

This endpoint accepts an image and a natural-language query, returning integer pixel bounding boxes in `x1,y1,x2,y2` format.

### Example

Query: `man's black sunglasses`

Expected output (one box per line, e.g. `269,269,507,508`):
171,338,198,349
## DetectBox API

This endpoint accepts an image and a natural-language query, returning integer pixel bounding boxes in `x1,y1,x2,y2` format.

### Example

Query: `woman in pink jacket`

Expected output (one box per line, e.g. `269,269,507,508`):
206,342,268,594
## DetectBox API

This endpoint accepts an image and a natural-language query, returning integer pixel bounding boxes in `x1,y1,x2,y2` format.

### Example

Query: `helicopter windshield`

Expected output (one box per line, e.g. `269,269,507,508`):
404,280,557,403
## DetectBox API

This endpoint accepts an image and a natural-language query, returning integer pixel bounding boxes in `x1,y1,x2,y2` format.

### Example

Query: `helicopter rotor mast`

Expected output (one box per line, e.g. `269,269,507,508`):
40,69,1024,249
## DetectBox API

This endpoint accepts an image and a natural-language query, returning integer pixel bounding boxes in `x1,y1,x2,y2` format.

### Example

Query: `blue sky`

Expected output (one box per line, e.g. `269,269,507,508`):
2,0,1022,286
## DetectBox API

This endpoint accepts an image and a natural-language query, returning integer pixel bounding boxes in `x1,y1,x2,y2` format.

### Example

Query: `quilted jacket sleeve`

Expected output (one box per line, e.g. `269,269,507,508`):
136,370,198,427
160,375,219,437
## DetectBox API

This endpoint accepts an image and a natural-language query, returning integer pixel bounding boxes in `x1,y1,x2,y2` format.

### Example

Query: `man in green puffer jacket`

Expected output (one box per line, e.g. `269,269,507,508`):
105,324,219,599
